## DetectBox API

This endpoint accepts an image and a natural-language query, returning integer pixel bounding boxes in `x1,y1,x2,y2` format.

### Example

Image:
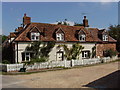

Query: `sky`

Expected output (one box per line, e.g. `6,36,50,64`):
2,2,118,35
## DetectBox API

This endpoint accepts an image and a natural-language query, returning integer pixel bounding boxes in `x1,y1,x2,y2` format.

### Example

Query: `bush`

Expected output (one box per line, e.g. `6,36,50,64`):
31,57,48,63
2,60,10,64
104,49,117,58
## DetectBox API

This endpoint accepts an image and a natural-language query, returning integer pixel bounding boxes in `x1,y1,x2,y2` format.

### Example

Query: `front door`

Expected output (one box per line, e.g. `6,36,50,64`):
57,52,63,61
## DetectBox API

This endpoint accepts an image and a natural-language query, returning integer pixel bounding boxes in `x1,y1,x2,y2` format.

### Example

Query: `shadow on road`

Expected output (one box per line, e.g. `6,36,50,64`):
84,70,120,89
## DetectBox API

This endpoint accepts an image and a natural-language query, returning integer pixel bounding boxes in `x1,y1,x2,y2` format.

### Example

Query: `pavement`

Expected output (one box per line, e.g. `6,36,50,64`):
2,61,120,88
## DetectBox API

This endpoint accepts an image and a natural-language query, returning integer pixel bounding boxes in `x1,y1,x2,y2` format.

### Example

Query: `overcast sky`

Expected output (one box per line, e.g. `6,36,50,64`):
2,2,118,35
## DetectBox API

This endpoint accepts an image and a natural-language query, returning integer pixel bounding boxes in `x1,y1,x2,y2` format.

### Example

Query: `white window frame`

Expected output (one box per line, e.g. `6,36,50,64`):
79,34,86,41
31,32,40,41
103,34,108,41
25,53,30,61
82,51,90,58
22,52,34,62
22,52,30,61
56,33,64,41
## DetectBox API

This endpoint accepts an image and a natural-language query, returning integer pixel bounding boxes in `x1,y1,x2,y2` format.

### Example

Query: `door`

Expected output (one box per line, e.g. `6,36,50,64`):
57,52,63,61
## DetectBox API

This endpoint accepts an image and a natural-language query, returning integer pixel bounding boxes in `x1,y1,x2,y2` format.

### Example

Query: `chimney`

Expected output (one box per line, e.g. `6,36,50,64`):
83,16,89,27
23,13,31,27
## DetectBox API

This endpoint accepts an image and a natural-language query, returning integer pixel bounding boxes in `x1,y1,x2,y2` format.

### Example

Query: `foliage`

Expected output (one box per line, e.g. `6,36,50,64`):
92,46,96,58
2,60,10,64
63,21,70,26
57,19,70,26
74,22,84,26
2,35,7,43
31,57,47,63
57,22,62,25
58,43,84,60
104,49,117,58
108,25,120,52
40,42,55,58
26,41,42,58
26,41,55,62
2,45,14,63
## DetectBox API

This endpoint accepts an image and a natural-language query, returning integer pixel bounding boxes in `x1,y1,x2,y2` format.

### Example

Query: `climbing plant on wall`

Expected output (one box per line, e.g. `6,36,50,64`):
58,43,84,60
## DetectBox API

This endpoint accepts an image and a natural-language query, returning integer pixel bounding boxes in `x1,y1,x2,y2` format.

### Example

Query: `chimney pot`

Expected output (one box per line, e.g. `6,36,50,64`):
84,16,86,19
24,13,26,17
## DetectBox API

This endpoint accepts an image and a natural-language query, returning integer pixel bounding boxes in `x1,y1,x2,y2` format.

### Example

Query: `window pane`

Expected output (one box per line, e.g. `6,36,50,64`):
36,36,39,40
82,51,90,58
82,52,84,57
56,33,64,41
26,57,29,61
79,34,85,41
22,53,25,61
32,35,35,39
31,33,40,40
26,53,29,55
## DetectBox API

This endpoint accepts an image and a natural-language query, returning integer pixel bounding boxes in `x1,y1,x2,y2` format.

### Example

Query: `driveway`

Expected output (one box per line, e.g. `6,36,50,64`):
2,61,119,88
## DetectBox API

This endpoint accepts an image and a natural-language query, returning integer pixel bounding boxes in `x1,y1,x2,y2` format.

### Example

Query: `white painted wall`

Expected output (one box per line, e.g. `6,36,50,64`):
15,42,95,63
15,42,31,63
49,42,95,61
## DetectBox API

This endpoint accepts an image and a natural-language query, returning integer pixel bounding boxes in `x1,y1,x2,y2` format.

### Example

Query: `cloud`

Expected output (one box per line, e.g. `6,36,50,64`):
51,21,75,26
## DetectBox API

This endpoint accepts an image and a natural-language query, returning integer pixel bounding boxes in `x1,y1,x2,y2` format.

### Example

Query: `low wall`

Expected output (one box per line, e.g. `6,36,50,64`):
1,56,118,72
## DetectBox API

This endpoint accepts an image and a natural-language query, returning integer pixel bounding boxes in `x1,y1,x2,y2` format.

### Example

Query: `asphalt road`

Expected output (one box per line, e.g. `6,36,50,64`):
2,61,120,88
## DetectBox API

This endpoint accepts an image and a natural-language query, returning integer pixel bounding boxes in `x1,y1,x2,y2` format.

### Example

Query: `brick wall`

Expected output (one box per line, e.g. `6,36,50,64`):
96,43,116,57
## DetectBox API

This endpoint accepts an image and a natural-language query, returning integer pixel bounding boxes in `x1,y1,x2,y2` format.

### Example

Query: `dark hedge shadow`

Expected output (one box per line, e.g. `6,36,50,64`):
84,70,120,89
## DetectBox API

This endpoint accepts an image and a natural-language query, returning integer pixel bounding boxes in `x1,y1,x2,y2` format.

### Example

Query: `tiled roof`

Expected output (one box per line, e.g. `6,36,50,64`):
10,32,17,38
14,22,116,43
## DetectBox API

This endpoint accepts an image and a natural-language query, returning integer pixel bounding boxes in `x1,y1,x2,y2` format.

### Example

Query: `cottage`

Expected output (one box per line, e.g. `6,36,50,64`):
3,14,117,63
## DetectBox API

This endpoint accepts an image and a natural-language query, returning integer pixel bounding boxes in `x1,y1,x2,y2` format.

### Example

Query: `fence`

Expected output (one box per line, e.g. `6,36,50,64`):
1,56,118,72
2,64,23,72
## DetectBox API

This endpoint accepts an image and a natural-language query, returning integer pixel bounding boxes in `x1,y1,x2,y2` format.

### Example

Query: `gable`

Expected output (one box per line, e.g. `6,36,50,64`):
78,29,86,35
55,27,65,34
30,26,41,33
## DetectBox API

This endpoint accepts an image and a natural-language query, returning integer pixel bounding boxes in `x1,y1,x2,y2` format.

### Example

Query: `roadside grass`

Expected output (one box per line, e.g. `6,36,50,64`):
2,59,120,75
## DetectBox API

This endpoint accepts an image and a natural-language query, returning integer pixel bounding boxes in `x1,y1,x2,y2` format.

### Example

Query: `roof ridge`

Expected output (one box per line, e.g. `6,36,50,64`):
31,22,85,28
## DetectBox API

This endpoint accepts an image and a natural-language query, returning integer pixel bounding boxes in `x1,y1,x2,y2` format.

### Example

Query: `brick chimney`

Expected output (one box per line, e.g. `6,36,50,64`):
23,13,31,27
83,16,89,27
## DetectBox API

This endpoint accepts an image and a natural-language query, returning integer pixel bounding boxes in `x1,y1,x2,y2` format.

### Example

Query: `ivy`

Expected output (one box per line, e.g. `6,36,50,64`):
58,43,84,60
26,41,55,62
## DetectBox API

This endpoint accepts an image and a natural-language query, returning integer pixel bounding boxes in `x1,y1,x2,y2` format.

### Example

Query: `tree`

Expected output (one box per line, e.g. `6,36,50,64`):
104,49,117,58
108,25,120,52
2,35,7,43
2,45,14,63
58,43,84,60
74,22,84,26
57,19,70,26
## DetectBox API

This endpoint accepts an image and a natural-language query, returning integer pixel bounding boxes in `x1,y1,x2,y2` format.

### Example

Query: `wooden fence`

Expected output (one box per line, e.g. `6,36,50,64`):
1,56,118,72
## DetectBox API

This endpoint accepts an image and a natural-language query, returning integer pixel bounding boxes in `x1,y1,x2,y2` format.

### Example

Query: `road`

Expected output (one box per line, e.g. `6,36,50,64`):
2,61,120,88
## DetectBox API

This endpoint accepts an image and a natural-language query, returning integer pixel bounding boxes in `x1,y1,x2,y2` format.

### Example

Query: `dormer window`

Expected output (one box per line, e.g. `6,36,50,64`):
79,34,86,41
103,34,108,41
31,32,40,41
78,30,86,41
56,33,64,41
